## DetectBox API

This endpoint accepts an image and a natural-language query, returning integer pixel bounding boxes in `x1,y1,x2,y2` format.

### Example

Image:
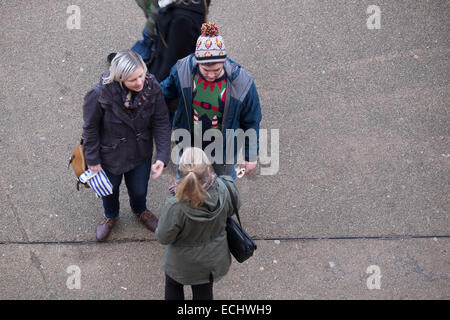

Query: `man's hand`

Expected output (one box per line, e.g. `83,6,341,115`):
242,161,257,175
151,160,165,179
88,164,102,173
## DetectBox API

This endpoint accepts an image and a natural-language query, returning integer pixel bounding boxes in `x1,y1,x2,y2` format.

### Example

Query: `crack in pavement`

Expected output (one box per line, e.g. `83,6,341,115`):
0,234,449,246
29,248,57,298
0,174,30,243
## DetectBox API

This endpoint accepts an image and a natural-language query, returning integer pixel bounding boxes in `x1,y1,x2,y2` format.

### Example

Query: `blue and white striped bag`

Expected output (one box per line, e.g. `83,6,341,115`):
78,169,113,198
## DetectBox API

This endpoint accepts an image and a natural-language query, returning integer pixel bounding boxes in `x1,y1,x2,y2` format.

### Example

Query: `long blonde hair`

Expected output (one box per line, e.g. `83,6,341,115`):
176,147,212,208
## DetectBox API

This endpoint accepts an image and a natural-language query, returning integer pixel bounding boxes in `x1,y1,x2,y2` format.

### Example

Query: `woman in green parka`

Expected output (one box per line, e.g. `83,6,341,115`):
155,147,240,300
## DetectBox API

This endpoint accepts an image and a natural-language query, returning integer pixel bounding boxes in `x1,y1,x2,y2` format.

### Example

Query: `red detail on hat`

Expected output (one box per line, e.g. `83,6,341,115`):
201,23,219,36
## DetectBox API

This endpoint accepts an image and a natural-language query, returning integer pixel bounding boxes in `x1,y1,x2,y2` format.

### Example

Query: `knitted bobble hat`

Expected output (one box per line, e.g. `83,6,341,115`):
195,22,227,63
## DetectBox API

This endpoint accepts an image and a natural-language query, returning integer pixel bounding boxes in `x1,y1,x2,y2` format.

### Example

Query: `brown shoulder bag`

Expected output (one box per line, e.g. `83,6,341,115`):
68,136,90,190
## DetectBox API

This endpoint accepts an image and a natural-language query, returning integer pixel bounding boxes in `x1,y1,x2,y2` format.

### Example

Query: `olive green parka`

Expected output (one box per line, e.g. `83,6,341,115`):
155,176,240,285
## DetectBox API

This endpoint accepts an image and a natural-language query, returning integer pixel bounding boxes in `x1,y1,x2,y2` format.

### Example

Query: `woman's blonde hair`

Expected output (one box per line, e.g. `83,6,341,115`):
176,147,212,208
102,49,147,87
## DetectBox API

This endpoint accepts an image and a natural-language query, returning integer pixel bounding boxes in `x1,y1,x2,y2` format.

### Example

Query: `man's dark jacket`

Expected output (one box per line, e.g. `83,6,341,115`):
149,0,210,82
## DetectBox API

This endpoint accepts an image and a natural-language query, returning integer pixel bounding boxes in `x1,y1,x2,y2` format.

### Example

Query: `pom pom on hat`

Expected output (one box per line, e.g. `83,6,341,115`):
200,22,220,36
195,22,227,64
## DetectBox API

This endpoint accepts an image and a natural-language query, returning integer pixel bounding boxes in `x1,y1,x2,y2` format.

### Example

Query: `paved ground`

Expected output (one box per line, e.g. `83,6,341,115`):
0,0,448,300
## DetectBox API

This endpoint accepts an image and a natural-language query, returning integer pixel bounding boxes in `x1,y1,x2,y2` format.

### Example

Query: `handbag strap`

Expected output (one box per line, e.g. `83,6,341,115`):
203,0,209,22
219,177,242,226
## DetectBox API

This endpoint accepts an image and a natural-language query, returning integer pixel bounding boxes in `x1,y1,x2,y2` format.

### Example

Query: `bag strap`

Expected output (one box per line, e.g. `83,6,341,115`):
68,135,85,168
203,0,209,22
219,177,242,226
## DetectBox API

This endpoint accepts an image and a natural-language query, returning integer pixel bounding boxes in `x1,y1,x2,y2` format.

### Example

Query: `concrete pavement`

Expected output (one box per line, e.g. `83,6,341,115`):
0,0,448,299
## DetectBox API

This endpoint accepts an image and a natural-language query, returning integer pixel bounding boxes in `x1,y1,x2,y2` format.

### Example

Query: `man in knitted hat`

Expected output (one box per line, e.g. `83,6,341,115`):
161,22,262,180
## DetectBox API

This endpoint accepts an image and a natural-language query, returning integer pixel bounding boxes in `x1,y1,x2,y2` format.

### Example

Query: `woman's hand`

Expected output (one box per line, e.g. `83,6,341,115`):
88,164,102,173
242,161,257,175
151,160,165,179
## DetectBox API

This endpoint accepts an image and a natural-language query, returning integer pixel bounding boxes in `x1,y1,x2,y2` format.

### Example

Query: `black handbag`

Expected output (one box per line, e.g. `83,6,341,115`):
220,178,257,263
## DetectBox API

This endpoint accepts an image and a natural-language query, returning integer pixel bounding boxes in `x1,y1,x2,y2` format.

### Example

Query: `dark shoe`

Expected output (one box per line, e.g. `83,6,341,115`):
139,209,158,232
96,216,118,241
107,52,117,64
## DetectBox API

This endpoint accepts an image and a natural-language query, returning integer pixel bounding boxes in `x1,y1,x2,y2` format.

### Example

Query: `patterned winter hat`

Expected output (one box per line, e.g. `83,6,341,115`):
195,23,227,63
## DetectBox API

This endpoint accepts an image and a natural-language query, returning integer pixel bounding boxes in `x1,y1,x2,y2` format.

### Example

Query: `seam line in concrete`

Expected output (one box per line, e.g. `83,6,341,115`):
0,235,449,246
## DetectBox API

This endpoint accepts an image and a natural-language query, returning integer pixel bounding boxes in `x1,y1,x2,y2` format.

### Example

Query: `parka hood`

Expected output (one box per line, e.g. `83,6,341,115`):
179,180,228,222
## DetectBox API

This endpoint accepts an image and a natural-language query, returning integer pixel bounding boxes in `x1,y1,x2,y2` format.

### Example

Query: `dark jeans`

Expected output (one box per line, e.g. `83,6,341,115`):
102,160,151,219
165,274,213,300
